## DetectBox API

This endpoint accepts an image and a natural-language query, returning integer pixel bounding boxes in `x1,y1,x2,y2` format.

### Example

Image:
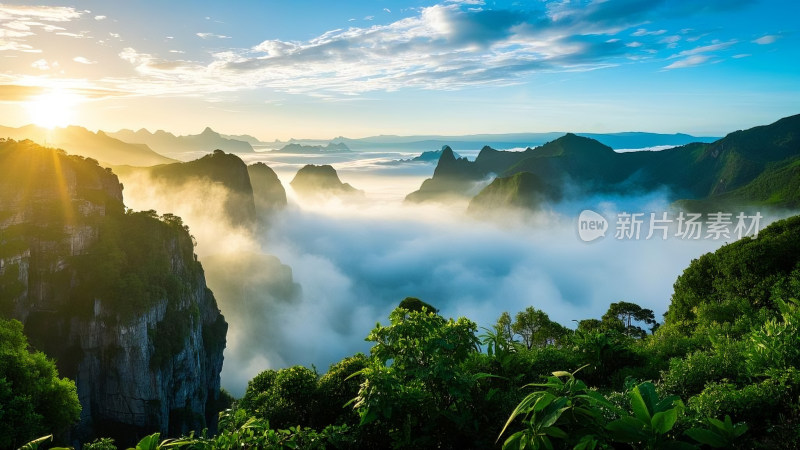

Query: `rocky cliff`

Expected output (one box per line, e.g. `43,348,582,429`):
0,139,227,444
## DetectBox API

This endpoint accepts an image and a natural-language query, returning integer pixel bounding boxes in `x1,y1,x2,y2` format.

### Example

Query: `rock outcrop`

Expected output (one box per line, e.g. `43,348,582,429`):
0,139,227,445
405,146,484,202
290,164,363,198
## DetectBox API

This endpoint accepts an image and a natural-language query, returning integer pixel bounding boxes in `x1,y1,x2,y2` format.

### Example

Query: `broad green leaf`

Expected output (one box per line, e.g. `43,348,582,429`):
630,386,651,423
651,408,678,434
636,382,659,414
707,417,726,431
533,392,557,412
655,395,683,413
607,416,647,443
502,431,523,449
135,433,161,450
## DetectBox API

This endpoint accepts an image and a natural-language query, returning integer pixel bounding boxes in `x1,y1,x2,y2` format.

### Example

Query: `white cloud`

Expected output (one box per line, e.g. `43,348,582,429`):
664,54,710,69
73,56,96,64
675,40,736,57
196,32,231,40
31,58,50,70
753,35,777,45
632,28,666,36
0,4,85,54
94,15,106,21
0,4,82,22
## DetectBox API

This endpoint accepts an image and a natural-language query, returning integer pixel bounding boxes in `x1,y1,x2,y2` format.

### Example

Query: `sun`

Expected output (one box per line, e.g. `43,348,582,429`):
25,90,81,129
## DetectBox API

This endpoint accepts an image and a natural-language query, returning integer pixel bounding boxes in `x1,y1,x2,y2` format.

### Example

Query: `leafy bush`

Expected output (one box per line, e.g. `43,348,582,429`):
0,319,81,448
660,340,747,399
239,366,320,429
352,307,480,448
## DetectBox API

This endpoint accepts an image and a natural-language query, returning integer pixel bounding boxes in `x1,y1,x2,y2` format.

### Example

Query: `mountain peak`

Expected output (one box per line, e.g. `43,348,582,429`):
201,126,217,136
439,145,456,162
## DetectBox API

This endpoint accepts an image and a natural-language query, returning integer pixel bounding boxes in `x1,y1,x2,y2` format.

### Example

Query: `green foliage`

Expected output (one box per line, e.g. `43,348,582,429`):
136,408,354,449
511,307,568,349
605,382,687,449
685,415,748,448
499,368,615,450
666,215,800,331
352,307,480,448
316,354,368,426
602,301,657,338
72,209,200,319
397,296,437,313
0,319,81,449
83,437,118,450
687,373,798,426
660,340,747,399
571,330,638,387
744,299,800,375
239,366,319,429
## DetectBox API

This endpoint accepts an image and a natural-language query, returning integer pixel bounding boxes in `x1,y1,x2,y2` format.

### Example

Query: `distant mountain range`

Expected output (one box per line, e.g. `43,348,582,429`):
407,114,800,211
0,124,175,166
109,127,254,156
274,142,351,154
323,131,718,151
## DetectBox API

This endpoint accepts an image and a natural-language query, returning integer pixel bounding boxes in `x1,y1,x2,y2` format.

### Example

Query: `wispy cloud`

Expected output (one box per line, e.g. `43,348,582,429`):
196,32,231,40
664,54,710,69
73,56,97,64
0,4,84,53
753,34,778,45
663,39,736,69
0,4,82,22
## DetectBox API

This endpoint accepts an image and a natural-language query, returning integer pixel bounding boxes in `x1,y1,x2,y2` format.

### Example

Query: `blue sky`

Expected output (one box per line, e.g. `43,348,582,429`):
0,0,798,139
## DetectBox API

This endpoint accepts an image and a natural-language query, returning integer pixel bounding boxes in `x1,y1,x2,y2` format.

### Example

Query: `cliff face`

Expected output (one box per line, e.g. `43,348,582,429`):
0,139,226,444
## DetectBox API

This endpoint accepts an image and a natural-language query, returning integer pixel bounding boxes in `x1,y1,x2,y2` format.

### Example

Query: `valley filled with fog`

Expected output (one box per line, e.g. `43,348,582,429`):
115,147,769,395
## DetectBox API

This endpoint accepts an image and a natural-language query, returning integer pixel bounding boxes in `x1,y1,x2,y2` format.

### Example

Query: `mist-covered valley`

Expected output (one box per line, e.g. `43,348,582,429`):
117,146,771,396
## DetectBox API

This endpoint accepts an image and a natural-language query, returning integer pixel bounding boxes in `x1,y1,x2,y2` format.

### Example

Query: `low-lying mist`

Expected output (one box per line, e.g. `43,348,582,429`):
117,167,786,397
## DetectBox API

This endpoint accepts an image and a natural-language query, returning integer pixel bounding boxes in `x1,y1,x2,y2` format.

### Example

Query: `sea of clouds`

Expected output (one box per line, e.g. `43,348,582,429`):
119,150,784,396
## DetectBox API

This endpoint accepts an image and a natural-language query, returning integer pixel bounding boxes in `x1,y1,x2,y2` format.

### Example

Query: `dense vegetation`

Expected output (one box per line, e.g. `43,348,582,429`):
8,214,798,449
0,319,80,449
